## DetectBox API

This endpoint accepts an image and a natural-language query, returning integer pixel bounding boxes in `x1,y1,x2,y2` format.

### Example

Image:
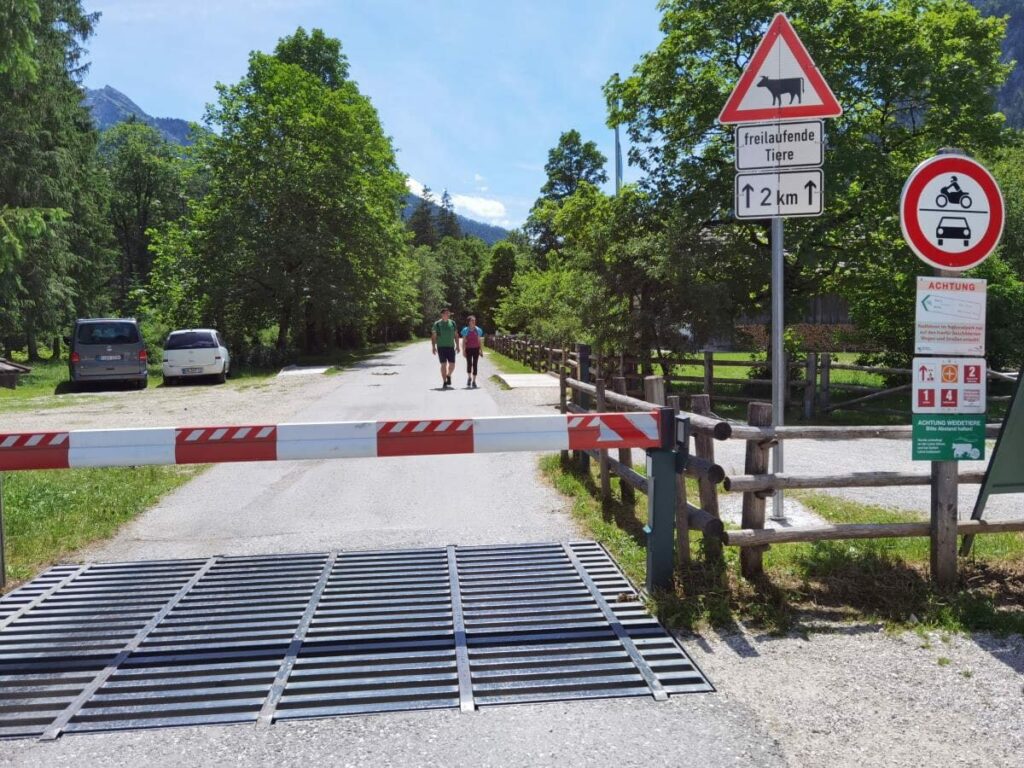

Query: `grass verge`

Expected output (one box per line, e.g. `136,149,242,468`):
541,454,1024,636
1,465,202,589
485,349,538,376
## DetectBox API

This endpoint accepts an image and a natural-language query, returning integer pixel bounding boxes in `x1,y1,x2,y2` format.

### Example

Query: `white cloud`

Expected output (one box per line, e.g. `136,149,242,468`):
407,178,508,225
451,194,507,222
473,173,486,183
405,177,425,197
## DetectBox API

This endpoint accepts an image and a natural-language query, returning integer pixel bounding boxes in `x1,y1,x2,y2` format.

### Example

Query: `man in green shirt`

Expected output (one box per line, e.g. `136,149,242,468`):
431,307,460,389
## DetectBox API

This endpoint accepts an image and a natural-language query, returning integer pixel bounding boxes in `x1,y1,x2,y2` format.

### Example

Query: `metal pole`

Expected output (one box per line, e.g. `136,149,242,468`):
610,86,624,197
771,216,786,521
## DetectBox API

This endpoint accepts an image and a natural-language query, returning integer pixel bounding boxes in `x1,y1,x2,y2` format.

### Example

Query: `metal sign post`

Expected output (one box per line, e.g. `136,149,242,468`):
719,12,842,522
771,217,786,519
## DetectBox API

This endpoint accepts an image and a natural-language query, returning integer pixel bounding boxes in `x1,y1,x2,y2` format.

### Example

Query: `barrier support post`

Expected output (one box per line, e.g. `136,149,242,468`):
559,349,569,463
669,399,690,570
645,406,677,593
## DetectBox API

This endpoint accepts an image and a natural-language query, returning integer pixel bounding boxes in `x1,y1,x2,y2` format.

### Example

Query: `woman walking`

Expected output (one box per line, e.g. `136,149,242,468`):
460,315,485,388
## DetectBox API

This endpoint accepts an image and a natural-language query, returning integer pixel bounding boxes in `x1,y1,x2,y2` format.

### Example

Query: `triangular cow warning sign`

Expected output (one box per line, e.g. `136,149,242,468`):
719,13,842,124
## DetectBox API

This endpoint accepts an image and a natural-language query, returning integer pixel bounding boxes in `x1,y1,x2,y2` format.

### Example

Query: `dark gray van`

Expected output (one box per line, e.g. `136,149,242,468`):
68,318,148,390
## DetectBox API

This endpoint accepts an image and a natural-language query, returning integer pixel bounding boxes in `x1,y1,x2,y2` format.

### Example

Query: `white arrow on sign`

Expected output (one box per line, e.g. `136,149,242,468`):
735,169,823,219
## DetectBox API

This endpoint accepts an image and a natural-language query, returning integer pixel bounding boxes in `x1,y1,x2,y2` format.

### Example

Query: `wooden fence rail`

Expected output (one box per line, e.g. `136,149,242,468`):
488,334,1018,419
555,366,1021,591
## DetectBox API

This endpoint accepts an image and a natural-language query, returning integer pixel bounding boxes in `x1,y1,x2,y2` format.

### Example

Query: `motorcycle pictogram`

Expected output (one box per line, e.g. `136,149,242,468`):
935,176,972,209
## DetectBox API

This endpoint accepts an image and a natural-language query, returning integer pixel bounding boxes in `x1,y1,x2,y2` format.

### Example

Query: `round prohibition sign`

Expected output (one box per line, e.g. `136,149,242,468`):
900,154,1005,271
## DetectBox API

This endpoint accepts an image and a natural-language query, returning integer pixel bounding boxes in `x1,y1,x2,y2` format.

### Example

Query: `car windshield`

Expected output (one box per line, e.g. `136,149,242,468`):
76,322,139,345
165,332,217,350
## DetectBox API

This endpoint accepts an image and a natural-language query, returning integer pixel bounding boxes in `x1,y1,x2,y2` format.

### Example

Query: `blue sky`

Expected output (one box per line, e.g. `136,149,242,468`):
81,0,665,228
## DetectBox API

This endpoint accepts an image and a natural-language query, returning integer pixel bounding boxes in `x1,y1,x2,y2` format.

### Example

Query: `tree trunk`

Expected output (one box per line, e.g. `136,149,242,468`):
276,306,291,352
25,326,40,362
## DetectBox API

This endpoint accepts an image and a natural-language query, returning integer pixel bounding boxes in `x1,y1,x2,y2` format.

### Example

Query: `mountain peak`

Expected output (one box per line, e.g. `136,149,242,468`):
83,85,194,145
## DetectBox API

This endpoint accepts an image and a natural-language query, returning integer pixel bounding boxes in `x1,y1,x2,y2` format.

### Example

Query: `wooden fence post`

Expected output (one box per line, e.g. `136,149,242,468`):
644,375,666,406
783,352,791,410
741,402,773,580
690,394,722,562
804,352,817,420
931,461,959,590
595,352,611,501
613,377,635,506
703,350,715,407
820,352,831,413
576,344,592,473
559,354,569,463
668,395,690,569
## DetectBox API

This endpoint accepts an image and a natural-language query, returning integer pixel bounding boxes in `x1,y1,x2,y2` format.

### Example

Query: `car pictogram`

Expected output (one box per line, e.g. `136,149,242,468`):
936,216,970,247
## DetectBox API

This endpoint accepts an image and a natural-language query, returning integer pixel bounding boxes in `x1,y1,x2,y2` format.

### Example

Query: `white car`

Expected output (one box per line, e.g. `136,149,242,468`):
162,329,230,385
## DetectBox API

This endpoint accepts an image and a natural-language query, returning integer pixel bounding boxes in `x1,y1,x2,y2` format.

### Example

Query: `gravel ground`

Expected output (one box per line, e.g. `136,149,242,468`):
1,371,347,432
692,626,1024,768
3,343,1022,767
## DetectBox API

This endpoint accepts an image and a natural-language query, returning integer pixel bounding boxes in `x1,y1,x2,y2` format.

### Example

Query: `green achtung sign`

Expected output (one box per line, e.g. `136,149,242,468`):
912,414,986,461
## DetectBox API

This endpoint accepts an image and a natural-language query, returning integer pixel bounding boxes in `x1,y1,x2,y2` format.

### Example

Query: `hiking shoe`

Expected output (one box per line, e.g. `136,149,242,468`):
467,377,472,387
445,376,451,386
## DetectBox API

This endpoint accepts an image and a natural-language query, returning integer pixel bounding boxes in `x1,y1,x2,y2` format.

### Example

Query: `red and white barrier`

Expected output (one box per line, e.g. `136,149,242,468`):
0,412,663,472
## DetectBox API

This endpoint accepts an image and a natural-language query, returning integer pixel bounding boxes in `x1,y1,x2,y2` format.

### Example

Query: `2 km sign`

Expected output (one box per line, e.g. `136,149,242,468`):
735,169,823,218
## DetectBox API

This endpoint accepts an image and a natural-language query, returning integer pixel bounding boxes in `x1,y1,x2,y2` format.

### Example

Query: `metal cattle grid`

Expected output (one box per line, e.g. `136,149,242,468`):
0,541,711,738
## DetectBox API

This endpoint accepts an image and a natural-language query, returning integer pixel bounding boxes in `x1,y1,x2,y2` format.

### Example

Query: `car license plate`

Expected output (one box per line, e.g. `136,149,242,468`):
97,355,122,361
183,367,203,374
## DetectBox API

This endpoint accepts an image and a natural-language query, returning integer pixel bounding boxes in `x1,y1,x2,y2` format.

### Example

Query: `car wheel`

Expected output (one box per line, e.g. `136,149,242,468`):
164,376,176,387
137,379,147,390
937,239,943,245
216,366,227,384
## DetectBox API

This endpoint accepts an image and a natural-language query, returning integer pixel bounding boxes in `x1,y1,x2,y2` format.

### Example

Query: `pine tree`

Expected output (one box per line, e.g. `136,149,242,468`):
436,189,462,240
0,0,114,358
408,186,437,247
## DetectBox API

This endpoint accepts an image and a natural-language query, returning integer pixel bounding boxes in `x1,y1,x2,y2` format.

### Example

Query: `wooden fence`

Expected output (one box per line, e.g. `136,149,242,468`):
493,337,1024,590
487,334,1018,420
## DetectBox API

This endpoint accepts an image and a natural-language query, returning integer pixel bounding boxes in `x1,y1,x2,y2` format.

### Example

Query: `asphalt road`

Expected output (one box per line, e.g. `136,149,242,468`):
8,341,783,768
80,342,574,561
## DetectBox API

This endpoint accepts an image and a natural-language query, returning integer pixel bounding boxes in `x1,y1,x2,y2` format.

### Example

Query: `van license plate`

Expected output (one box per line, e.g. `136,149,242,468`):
97,355,122,361
183,367,203,374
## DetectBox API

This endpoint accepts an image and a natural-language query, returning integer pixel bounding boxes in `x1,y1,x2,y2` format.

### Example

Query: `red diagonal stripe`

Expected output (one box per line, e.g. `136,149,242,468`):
567,413,660,451
175,425,277,464
0,432,70,471
377,419,474,457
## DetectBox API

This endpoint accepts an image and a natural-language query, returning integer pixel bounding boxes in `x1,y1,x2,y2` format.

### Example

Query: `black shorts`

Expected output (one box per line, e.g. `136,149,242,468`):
437,347,456,364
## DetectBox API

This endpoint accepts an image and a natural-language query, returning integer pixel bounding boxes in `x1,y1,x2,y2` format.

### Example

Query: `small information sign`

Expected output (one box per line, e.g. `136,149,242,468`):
735,120,824,171
912,357,986,414
914,276,986,356
912,414,986,461
735,169,823,219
